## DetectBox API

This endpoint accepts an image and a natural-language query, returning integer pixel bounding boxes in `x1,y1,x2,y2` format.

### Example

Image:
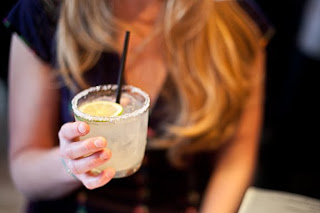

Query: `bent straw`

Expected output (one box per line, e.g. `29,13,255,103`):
116,31,130,104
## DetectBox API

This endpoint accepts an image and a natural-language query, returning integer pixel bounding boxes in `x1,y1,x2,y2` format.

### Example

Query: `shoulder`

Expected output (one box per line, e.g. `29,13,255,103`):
4,0,60,64
215,0,274,43
238,0,274,42
6,0,57,24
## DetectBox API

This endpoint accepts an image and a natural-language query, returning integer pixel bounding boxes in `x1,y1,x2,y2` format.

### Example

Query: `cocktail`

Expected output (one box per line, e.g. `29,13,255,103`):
71,84,150,178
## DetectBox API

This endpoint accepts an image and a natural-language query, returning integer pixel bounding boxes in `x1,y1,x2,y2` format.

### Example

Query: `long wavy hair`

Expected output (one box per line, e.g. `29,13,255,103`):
48,0,265,167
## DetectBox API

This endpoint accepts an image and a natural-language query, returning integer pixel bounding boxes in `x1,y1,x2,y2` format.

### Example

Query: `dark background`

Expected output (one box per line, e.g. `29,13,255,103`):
0,0,319,209
254,0,320,199
0,0,16,84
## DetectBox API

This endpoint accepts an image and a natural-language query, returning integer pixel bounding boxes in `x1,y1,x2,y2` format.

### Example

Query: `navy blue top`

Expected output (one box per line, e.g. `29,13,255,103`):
5,0,271,212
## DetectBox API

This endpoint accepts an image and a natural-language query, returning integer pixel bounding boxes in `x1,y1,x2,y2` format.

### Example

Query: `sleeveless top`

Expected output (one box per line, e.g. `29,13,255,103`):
4,0,272,212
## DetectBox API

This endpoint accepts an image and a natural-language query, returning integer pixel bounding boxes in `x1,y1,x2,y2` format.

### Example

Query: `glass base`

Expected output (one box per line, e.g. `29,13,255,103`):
113,161,142,178
90,161,142,178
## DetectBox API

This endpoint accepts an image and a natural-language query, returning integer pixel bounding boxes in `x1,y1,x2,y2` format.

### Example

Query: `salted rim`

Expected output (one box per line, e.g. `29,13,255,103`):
71,85,150,122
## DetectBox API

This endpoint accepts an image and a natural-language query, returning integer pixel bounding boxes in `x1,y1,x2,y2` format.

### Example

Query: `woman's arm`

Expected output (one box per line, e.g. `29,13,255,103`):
200,50,266,213
9,34,82,200
9,34,114,201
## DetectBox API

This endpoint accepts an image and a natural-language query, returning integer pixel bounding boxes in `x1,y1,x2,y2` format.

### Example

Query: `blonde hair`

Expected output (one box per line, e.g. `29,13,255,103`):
56,0,264,166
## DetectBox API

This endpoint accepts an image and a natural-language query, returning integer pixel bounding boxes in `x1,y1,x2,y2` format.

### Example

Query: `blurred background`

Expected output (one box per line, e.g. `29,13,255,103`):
0,0,319,212
253,0,320,199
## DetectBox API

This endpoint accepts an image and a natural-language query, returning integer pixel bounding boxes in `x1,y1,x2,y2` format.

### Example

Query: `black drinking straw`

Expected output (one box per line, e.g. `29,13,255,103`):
116,31,130,104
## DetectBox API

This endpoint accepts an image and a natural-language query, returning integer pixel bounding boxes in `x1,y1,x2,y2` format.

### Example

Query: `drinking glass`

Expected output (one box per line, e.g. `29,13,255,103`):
71,84,150,178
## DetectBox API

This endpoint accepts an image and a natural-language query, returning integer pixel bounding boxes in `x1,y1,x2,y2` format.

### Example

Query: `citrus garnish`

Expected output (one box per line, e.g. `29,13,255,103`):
78,100,123,117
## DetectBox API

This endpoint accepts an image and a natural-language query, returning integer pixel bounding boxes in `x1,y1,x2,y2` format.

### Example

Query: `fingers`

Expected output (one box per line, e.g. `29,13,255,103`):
59,121,90,142
67,149,112,174
61,137,107,159
59,121,115,189
80,168,115,190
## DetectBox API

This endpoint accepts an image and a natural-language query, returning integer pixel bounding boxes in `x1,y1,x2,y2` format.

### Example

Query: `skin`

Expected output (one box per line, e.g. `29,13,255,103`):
9,0,265,211
200,51,265,213
9,35,115,200
114,0,168,106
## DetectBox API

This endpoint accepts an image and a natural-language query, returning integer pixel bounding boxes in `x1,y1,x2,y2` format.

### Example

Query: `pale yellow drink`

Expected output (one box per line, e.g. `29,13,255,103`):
71,85,150,178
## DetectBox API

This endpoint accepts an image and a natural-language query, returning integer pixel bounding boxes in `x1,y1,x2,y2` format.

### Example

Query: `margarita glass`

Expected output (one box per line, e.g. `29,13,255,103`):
71,85,150,178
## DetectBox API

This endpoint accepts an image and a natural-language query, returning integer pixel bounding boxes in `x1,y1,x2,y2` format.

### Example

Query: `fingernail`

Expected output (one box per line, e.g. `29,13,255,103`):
94,138,106,148
100,150,110,160
106,169,115,179
78,123,87,133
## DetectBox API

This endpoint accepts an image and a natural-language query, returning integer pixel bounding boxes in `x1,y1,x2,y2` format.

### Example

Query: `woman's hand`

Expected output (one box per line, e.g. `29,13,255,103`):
59,121,115,189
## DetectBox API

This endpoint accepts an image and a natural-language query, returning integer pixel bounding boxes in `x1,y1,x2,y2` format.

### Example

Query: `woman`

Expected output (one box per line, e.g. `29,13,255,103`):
6,0,271,212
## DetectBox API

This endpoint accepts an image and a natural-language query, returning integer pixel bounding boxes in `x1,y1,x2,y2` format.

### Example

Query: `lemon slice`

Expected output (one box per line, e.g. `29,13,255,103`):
78,100,123,117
